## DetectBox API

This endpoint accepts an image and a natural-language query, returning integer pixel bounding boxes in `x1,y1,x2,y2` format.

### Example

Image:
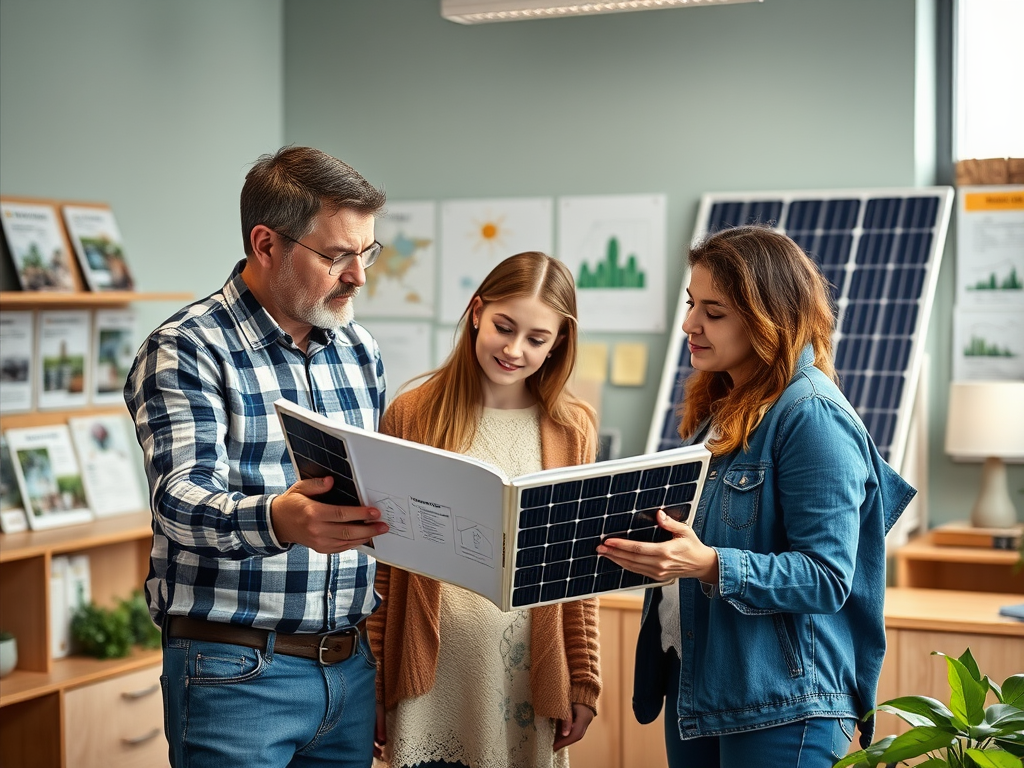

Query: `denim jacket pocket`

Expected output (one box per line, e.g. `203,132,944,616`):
722,465,765,530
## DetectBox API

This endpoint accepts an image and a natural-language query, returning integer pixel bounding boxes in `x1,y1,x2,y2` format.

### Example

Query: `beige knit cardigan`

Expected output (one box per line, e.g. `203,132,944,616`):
366,385,602,721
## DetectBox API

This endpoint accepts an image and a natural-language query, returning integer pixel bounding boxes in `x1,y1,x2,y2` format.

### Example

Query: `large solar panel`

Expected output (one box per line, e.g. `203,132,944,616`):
646,187,954,474
276,399,711,611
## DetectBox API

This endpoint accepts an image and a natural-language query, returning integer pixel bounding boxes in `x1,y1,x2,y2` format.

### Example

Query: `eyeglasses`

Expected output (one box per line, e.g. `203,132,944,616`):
274,230,382,275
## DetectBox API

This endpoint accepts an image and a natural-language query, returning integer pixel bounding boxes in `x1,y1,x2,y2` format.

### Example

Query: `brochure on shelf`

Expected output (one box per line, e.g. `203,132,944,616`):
0,435,29,533
275,398,711,611
5,424,93,531
35,309,91,410
0,198,77,292
90,308,137,405
61,203,135,292
69,414,145,517
0,310,35,414
50,555,70,659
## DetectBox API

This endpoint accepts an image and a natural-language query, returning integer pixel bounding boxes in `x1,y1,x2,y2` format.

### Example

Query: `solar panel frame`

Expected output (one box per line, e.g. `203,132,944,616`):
646,187,954,476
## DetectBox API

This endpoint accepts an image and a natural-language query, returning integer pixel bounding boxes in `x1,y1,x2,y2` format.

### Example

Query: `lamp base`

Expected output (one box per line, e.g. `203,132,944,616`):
969,457,1019,529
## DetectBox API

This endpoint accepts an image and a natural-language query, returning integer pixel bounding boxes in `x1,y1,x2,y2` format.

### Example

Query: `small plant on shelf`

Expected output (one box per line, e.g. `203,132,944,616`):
833,647,1024,768
70,590,160,659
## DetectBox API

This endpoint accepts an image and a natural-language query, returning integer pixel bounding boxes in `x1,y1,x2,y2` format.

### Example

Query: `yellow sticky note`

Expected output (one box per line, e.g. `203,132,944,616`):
611,343,648,387
576,342,609,382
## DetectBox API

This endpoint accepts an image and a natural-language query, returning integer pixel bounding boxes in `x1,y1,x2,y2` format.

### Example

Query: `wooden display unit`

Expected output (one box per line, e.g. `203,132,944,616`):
894,526,1024,593
0,289,189,768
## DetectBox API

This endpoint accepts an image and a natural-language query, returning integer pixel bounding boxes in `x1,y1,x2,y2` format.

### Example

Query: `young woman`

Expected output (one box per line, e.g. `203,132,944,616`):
368,251,601,768
598,226,915,768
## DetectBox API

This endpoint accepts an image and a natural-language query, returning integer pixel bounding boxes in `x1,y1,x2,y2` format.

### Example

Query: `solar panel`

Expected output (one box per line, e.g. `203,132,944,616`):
276,399,711,611
646,187,954,473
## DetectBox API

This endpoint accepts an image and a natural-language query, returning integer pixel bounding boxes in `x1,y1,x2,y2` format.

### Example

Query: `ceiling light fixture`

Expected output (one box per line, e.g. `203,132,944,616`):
442,0,762,25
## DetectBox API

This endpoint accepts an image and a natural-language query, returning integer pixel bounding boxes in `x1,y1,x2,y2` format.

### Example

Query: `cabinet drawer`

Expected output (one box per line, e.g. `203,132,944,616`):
64,664,168,768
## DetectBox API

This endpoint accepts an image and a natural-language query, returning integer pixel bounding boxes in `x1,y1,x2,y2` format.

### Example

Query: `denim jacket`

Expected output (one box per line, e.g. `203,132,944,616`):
632,346,915,749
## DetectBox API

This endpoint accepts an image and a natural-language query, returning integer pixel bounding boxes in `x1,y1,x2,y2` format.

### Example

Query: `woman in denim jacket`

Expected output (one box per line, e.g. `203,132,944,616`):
598,225,916,767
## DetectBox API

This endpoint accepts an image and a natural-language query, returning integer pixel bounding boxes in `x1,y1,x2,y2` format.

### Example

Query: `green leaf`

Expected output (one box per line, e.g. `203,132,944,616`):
876,696,958,730
876,726,957,764
994,739,1024,758
984,704,1024,735
1000,676,1024,709
963,747,1023,767
830,751,871,768
944,654,990,726
958,648,983,682
915,759,950,767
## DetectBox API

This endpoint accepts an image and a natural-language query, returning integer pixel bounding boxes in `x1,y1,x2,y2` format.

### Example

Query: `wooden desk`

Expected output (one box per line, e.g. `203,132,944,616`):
570,588,1024,768
894,529,1024,593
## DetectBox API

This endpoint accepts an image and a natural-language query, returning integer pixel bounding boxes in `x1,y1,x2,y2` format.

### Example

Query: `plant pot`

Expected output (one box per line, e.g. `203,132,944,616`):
0,636,17,677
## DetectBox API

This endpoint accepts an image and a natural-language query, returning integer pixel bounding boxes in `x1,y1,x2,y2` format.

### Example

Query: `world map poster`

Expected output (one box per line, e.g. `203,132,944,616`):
558,194,666,333
358,201,436,318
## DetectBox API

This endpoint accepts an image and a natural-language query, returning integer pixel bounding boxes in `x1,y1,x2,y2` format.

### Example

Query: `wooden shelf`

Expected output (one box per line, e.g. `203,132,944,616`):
0,290,190,308
895,529,1024,593
0,255,187,767
0,647,162,707
0,511,152,563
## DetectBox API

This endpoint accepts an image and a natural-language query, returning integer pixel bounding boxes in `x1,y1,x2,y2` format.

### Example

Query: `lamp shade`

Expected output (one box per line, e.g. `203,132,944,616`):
945,380,1024,460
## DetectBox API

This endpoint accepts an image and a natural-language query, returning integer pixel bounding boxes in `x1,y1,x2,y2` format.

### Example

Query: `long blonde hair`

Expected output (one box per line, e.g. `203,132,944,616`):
679,226,837,455
411,251,595,452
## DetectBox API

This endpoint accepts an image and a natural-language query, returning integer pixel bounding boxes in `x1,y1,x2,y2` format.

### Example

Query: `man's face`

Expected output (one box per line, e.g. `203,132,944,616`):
274,207,375,330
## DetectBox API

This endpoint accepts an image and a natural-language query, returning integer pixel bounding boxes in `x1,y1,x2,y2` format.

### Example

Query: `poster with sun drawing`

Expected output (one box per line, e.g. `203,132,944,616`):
557,194,667,333
439,197,554,324
358,201,436,318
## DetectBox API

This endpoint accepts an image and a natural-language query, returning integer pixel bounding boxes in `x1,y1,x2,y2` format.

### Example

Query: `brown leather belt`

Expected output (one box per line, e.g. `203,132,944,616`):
166,615,364,665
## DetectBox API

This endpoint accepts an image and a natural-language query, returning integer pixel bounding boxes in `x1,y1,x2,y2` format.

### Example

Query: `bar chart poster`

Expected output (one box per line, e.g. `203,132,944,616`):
558,195,666,332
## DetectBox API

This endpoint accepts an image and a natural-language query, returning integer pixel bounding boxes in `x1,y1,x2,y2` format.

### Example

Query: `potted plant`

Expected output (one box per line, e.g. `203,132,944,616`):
834,647,1024,767
0,630,16,677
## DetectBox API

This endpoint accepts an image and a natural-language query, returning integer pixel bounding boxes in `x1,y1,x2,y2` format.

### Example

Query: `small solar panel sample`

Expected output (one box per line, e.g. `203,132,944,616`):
509,452,706,608
647,187,953,472
277,398,711,610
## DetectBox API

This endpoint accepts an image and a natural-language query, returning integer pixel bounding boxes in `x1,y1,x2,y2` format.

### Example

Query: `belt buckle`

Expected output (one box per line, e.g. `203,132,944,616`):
317,628,356,666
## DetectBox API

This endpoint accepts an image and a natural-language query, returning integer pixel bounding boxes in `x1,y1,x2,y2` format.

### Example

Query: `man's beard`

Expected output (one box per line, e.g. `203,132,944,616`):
278,255,359,329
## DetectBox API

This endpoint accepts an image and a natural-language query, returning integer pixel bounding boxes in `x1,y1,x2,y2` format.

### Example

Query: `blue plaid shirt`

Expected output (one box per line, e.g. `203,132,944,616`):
125,260,385,632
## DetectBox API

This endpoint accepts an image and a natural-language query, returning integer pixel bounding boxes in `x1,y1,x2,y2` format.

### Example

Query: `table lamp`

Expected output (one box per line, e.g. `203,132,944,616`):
944,380,1024,529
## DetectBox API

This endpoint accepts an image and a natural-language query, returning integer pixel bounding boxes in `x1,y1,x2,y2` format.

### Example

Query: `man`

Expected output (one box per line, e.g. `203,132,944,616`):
125,146,391,768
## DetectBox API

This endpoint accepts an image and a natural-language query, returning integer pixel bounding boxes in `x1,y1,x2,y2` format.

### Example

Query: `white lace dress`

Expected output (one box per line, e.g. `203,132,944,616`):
384,406,571,768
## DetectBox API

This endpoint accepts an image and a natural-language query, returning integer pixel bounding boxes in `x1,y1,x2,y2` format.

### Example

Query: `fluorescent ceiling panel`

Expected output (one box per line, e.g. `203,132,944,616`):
442,0,762,24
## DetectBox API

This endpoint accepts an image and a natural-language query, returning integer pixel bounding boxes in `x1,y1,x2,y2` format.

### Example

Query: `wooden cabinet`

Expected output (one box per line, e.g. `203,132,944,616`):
894,529,1024,593
876,588,1024,739
572,588,1024,768
0,289,188,768
64,664,167,768
569,593,667,768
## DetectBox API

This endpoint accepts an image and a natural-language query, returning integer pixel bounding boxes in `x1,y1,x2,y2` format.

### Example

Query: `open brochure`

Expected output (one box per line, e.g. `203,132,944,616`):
275,399,711,611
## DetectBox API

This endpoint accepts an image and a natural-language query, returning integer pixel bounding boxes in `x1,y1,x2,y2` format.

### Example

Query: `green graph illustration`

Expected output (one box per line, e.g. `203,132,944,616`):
577,237,645,289
966,266,1023,291
963,335,1015,358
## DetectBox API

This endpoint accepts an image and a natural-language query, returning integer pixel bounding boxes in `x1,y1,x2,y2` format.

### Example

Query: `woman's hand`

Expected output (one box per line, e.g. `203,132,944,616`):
596,510,719,583
553,703,595,751
373,703,387,760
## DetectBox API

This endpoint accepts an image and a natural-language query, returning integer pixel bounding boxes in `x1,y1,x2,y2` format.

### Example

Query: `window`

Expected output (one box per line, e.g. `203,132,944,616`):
955,0,1024,160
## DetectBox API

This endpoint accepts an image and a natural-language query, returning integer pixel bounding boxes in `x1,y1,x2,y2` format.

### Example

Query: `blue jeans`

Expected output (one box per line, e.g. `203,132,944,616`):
663,652,855,768
161,629,377,767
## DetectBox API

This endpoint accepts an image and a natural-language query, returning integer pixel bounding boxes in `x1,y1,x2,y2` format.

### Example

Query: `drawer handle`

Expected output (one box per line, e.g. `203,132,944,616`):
122,728,161,747
121,684,160,700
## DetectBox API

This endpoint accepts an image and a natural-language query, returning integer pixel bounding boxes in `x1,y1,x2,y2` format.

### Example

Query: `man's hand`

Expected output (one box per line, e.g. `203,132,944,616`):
553,703,595,751
271,476,389,553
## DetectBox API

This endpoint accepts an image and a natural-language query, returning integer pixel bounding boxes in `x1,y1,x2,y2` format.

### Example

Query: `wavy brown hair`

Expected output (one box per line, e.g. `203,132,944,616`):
410,251,595,453
679,225,837,455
